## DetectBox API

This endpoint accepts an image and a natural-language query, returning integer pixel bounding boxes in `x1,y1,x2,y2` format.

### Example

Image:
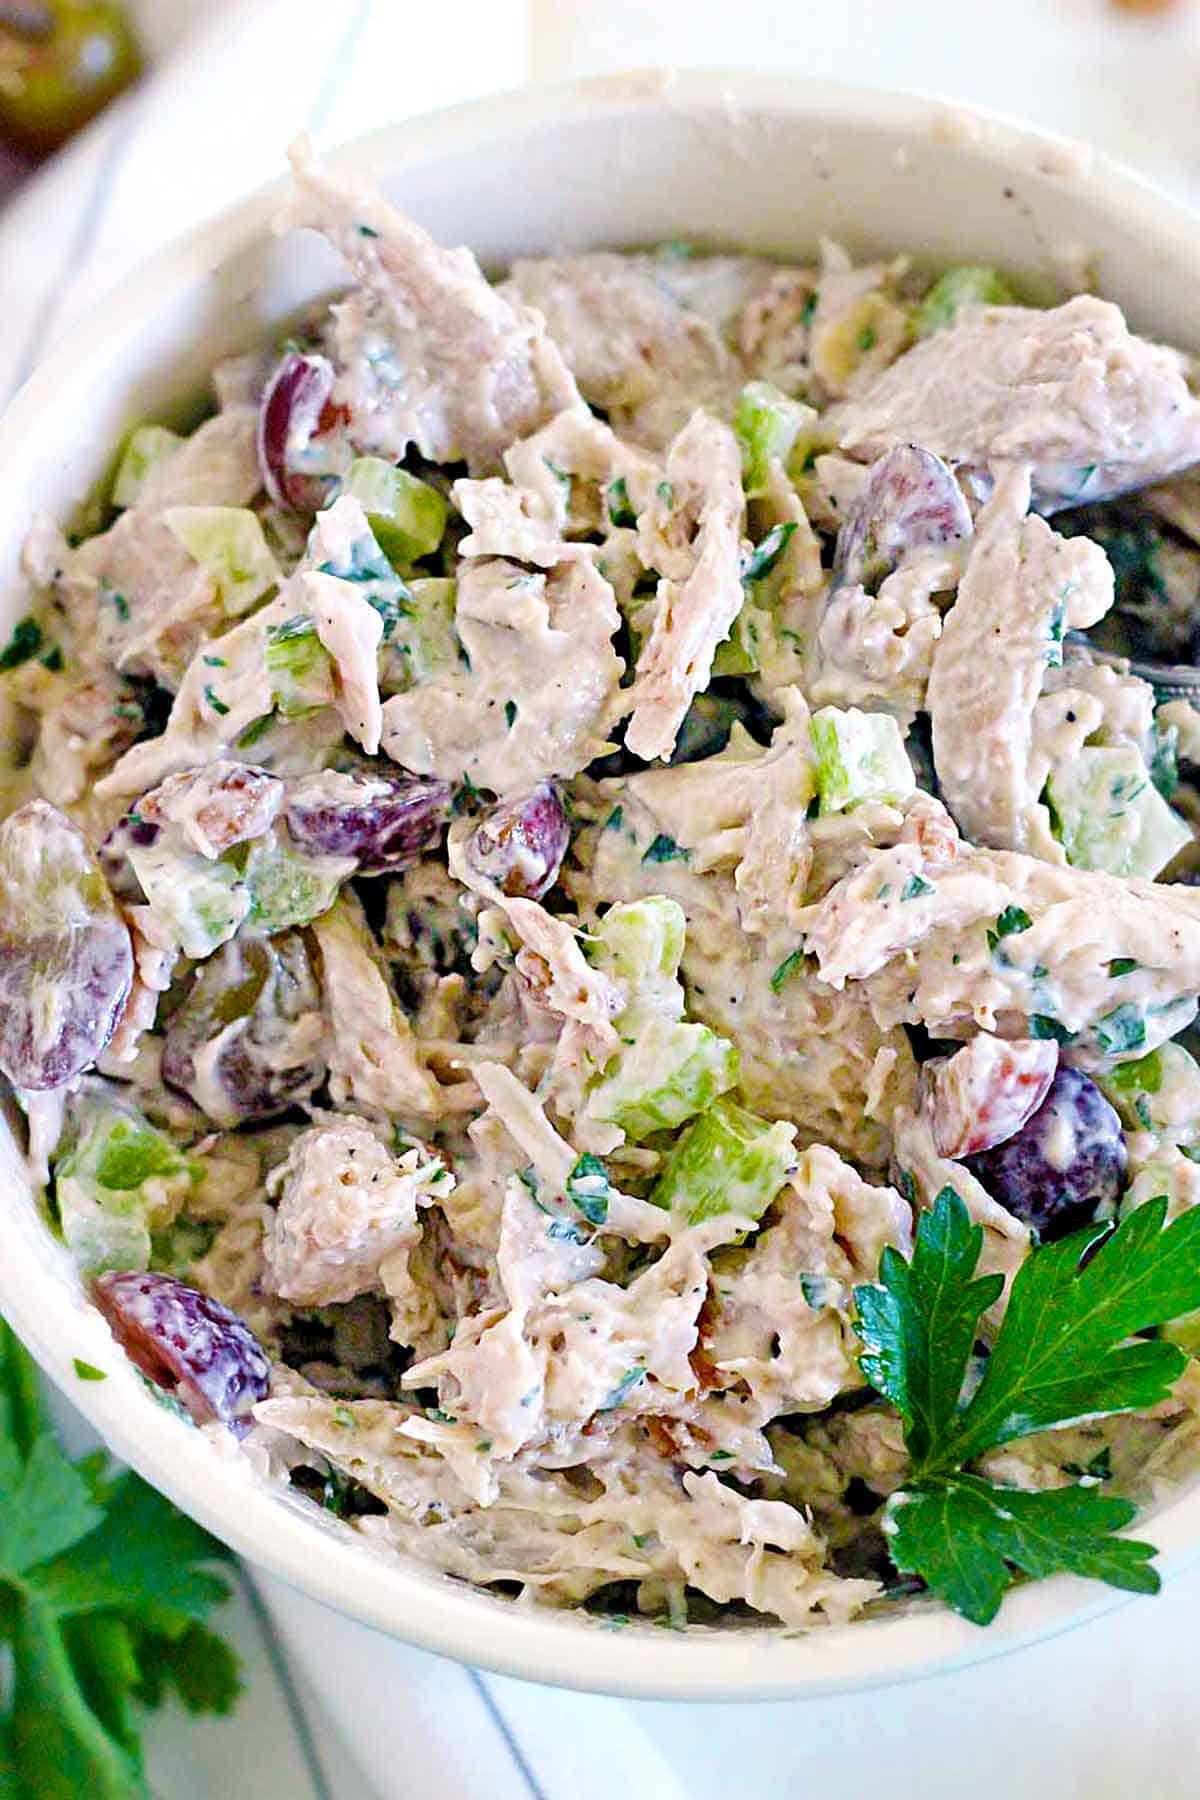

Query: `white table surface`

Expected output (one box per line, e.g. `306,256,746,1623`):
10,2,1200,1794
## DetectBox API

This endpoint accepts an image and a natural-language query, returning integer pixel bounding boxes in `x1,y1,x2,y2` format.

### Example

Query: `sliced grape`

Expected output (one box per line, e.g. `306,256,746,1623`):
257,352,338,512
0,801,133,1089
964,1065,1127,1241
284,766,451,875
833,443,972,593
161,932,325,1127
91,1270,270,1434
462,781,570,900
924,1035,1058,1159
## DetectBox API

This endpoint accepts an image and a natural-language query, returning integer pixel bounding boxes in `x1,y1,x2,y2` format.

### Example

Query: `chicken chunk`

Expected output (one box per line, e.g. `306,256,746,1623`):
264,1118,451,1306
281,139,577,474
831,296,1200,511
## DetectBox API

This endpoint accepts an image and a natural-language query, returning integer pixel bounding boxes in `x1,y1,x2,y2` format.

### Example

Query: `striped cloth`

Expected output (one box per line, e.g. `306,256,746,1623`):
11,3,1200,1794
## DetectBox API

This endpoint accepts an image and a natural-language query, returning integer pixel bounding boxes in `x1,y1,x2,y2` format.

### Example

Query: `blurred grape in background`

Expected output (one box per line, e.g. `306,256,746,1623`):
0,0,141,158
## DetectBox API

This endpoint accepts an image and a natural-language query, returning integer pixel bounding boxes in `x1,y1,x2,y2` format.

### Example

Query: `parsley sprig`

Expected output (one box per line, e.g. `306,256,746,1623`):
854,1188,1200,1624
0,1320,241,1797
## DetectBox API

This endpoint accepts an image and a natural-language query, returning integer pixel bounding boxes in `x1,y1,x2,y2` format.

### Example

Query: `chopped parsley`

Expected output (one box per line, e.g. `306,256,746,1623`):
504,699,518,729
986,904,1032,952
642,833,689,865
769,949,806,993
901,874,935,902
0,616,43,670
606,476,638,529
1108,958,1140,978
203,686,230,717
566,1153,613,1226
1029,1014,1076,1045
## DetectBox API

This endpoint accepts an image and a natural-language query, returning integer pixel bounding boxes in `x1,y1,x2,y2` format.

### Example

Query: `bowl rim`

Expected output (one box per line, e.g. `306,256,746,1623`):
4,64,1200,1701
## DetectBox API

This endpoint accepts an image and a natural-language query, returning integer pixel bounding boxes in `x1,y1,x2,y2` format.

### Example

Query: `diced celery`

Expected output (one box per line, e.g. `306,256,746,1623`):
590,896,686,1016
734,381,817,498
810,706,916,814
916,266,1016,337
265,614,336,716
341,457,447,563
1098,1041,1200,1132
713,604,765,677
111,424,183,509
164,505,282,616
127,837,249,959
1047,744,1192,880
384,577,458,690
650,1097,797,1225
587,1017,738,1141
240,830,352,932
54,1091,197,1275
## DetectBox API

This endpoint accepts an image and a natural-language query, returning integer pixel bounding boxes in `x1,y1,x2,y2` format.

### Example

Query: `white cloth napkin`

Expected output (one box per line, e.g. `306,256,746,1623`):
11,4,1200,1796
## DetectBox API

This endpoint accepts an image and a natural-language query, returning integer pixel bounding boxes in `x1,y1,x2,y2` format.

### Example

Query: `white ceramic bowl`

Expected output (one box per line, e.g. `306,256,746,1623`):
3,69,1200,1702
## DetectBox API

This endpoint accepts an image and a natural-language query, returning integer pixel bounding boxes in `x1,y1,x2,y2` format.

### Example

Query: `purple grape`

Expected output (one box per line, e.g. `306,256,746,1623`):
92,1270,270,1434
0,801,133,1089
161,932,325,1126
462,782,570,900
99,813,160,902
257,351,339,511
964,1065,1127,1242
284,767,451,875
833,443,972,592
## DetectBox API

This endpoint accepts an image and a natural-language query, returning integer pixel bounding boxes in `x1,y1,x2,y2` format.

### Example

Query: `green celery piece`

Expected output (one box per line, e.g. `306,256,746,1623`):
239,830,351,933
712,603,765,677
385,576,458,689
809,705,916,814
110,424,183,509
916,265,1016,337
127,836,248,960
53,1093,197,1278
590,896,686,1017
1046,744,1191,880
586,1016,739,1142
733,381,816,497
1096,1045,1168,1128
884,1473,1155,1627
341,457,448,562
163,506,281,617
650,1097,797,1225
265,614,336,716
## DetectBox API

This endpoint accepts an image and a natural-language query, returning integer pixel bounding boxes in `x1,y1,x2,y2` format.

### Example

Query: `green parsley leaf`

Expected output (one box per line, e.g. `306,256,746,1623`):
855,1186,1003,1468
886,1474,1156,1627
0,1320,241,1797
901,874,935,902
72,1361,106,1383
1108,958,1140,978
854,1191,1200,1624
